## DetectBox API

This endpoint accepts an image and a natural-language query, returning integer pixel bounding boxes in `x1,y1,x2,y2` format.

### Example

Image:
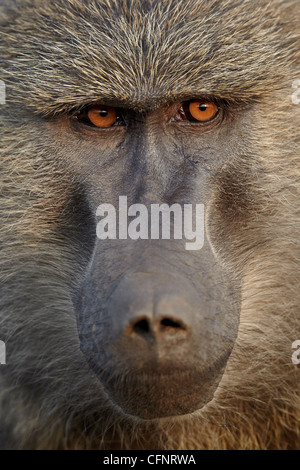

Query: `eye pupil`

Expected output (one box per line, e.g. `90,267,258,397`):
198,104,207,111
99,109,109,117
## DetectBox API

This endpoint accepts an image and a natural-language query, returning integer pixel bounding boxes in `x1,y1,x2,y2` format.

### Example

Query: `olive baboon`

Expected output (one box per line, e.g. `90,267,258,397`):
0,0,299,450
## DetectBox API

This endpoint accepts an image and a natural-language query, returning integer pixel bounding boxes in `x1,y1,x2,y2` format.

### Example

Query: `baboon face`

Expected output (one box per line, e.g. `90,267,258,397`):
44,29,246,420
2,0,297,424
67,99,243,419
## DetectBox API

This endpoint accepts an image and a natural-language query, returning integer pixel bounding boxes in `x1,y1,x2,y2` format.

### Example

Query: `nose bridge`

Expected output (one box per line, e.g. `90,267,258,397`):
125,119,173,201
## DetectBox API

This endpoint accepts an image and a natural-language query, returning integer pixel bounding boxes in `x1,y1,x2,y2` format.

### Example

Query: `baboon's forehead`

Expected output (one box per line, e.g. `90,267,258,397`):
1,0,298,115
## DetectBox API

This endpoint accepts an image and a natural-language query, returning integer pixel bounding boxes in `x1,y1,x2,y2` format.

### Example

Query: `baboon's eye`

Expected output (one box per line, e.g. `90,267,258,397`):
176,100,219,123
77,105,119,128
188,100,218,122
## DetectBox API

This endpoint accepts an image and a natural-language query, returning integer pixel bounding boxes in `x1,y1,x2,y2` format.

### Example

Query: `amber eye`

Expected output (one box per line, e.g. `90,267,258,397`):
188,100,218,122
79,105,118,128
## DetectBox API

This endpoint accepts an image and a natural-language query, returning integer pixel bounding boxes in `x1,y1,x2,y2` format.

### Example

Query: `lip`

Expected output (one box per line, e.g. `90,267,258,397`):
103,372,214,419
92,353,231,420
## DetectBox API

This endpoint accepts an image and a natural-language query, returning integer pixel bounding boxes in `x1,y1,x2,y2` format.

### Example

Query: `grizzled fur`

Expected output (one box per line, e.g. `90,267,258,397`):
0,0,300,449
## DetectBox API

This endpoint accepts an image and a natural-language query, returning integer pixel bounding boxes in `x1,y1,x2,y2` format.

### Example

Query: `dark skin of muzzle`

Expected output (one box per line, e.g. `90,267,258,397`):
71,106,241,419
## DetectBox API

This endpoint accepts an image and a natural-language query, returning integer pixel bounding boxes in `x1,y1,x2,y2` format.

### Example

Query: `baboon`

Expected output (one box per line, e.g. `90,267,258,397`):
0,0,299,450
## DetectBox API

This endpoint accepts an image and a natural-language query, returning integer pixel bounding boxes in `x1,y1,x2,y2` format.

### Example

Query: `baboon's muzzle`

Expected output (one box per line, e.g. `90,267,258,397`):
74,241,240,419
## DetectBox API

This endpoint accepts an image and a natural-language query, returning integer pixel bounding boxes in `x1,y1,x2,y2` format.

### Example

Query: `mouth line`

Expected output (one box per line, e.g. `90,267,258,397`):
88,347,232,383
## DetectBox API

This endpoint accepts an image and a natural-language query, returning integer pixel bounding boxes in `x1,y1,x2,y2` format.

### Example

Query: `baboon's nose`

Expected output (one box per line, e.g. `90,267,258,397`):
128,315,188,337
105,271,198,352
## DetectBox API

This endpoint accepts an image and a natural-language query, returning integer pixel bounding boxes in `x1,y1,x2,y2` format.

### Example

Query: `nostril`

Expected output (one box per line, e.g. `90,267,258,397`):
159,317,187,331
126,316,188,338
131,317,151,335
